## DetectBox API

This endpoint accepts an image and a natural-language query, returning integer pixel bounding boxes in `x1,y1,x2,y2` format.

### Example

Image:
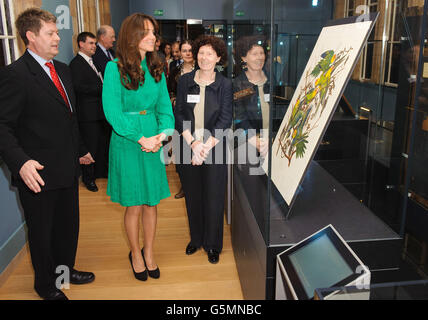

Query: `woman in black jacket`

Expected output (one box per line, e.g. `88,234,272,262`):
233,35,270,159
232,35,270,235
174,35,232,264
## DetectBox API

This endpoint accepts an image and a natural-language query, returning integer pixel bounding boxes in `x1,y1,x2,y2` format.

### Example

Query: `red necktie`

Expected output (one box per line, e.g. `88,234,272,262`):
45,62,71,111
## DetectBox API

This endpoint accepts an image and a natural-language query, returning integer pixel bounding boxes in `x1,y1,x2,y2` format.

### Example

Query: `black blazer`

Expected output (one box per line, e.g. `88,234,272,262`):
169,59,181,78
0,51,87,190
175,69,232,162
167,62,182,98
92,44,114,77
69,54,104,122
232,72,270,139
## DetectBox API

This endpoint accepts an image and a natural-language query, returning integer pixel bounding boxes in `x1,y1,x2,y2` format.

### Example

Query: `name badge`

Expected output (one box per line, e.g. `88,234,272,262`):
187,95,200,103
264,94,270,103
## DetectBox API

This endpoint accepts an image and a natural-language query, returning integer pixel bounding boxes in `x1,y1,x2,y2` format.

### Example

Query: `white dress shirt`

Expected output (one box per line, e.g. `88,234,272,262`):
78,51,103,82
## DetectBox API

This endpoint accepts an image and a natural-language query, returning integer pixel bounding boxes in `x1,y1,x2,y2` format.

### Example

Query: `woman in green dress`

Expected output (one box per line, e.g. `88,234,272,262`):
102,13,174,281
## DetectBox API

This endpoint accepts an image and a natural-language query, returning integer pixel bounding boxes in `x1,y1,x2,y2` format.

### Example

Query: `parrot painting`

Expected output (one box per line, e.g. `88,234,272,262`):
277,48,352,166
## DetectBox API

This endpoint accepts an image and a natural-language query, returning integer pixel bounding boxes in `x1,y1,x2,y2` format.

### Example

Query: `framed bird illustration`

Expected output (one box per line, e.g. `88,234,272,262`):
265,13,379,209
277,47,352,167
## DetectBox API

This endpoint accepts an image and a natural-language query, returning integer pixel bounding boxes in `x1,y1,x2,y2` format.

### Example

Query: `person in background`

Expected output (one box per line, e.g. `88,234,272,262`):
167,40,195,104
102,13,174,281
93,25,116,76
69,32,110,192
169,41,182,75
155,37,167,75
0,8,95,300
160,41,172,76
167,39,195,199
174,35,232,264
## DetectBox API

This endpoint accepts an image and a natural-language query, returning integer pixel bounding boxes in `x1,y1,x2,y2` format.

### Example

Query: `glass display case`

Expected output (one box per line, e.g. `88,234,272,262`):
314,280,428,300
230,0,428,299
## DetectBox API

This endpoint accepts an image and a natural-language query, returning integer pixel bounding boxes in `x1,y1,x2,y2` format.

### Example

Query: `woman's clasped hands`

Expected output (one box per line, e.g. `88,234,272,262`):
138,133,166,153
191,140,211,166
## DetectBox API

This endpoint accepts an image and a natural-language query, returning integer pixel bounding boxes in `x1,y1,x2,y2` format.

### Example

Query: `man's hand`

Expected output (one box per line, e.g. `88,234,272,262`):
79,152,95,165
19,160,45,193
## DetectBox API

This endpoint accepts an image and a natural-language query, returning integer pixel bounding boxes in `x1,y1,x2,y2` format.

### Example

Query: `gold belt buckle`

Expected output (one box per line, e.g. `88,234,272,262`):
139,110,147,115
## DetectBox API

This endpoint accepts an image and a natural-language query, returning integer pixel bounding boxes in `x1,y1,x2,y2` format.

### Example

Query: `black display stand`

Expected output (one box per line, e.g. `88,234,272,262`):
232,161,402,300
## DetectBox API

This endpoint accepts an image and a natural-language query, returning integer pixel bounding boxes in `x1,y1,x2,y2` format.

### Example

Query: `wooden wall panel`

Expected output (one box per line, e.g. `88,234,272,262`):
351,0,365,81
13,0,42,55
334,0,345,19
99,0,111,26
69,0,79,55
69,0,111,55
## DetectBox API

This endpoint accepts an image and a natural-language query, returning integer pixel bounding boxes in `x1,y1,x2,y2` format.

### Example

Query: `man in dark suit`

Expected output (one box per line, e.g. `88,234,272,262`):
92,25,115,77
69,32,110,192
0,8,95,300
169,41,182,76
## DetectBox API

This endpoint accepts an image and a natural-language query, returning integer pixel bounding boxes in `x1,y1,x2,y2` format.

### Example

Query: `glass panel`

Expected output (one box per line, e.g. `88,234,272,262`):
389,43,401,84
4,0,12,35
8,38,14,62
0,39,6,67
385,42,392,83
231,1,428,300
232,0,272,243
408,15,428,211
265,0,425,244
365,42,374,79
0,0,4,35
315,280,428,300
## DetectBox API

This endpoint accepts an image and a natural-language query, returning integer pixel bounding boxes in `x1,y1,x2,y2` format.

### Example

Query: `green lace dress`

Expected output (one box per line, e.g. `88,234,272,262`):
102,58,174,207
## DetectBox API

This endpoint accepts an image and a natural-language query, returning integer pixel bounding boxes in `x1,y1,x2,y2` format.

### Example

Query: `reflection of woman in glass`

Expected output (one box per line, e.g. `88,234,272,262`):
167,40,195,199
175,35,232,264
233,36,269,159
233,36,270,232
102,13,174,281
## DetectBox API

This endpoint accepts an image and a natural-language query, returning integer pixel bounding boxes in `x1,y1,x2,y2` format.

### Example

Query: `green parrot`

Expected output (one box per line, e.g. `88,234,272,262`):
288,105,313,158
311,50,336,77
312,50,337,113
278,84,318,155
304,87,319,105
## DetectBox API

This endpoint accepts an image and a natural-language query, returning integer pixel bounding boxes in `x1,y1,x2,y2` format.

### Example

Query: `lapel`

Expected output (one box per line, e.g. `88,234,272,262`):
186,70,222,112
97,44,111,61
76,54,102,83
23,51,72,113
55,61,75,110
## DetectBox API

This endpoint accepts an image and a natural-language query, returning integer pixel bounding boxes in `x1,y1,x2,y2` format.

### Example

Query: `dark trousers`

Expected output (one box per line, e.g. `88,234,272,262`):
79,120,111,182
17,181,79,292
179,163,227,252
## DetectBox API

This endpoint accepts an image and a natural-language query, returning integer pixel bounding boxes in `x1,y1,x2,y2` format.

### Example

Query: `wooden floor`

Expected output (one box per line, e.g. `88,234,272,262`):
0,165,243,300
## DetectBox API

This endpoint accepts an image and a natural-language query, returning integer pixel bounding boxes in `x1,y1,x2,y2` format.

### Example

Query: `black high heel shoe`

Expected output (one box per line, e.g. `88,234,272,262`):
129,251,148,281
141,248,160,279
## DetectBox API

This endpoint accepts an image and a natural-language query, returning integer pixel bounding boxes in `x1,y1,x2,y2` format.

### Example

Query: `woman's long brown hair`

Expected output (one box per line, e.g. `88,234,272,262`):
116,13,163,90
